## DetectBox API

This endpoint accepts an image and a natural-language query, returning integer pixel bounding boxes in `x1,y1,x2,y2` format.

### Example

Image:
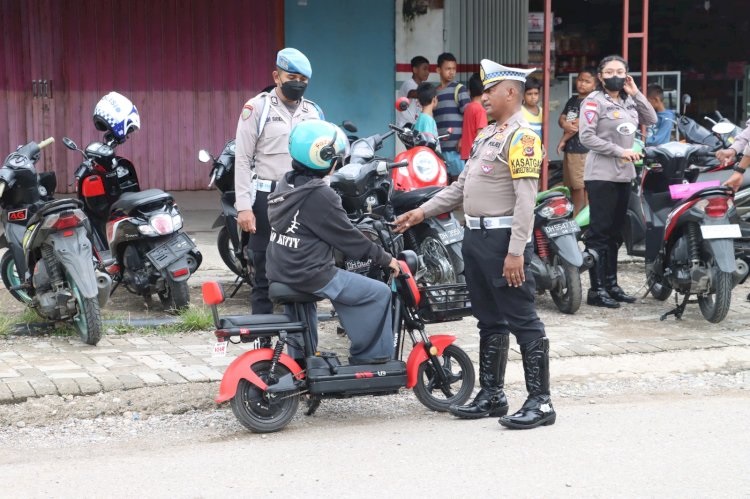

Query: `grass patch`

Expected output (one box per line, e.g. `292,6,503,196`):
171,305,214,332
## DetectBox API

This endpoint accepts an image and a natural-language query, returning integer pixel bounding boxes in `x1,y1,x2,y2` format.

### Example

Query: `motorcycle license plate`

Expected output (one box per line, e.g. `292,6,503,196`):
543,220,580,238
700,224,741,240
437,226,464,245
146,232,196,270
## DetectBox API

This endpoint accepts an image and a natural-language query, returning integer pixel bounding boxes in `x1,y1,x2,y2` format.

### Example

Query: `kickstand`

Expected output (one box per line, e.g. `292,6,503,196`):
305,396,321,416
660,292,690,321
228,276,244,298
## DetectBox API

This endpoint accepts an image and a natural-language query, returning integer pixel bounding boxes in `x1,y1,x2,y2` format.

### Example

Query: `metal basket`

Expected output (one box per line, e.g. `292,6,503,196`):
418,283,472,323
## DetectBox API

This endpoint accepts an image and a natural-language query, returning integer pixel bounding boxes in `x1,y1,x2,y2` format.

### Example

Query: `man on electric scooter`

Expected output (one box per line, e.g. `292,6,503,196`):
265,120,401,365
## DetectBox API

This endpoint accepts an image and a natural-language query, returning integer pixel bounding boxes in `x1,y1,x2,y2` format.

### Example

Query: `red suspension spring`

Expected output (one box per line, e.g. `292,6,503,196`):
535,228,549,261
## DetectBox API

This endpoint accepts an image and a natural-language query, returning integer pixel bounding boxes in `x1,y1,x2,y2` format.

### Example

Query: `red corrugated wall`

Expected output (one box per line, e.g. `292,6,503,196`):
0,0,282,192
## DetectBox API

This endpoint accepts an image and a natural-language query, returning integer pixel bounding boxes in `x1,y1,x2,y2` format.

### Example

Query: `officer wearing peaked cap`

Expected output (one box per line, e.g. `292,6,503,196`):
396,59,556,430
235,47,324,315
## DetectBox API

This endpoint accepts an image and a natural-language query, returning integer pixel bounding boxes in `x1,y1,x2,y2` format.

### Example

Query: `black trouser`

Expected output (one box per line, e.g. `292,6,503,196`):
462,227,546,346
585,180,630,258
247,189,273,314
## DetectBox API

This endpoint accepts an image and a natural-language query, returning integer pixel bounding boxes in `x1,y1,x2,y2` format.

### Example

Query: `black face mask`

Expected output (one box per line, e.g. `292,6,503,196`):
280,80,307,101
602,76,626,92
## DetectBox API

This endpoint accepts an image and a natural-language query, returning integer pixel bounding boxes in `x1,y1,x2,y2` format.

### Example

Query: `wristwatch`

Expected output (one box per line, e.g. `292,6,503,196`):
732,165,747,174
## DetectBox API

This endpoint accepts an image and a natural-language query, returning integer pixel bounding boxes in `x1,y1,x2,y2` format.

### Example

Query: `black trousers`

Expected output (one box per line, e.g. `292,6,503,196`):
462,227,546,345
247,189,273,314
585,180,630,257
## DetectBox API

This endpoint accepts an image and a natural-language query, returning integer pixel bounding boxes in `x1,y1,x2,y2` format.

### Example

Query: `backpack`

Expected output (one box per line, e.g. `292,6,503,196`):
453,83,465,106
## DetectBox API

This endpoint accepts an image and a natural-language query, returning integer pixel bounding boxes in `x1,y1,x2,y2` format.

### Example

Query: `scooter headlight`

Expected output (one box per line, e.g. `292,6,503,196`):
538,197,574,220
139,213,175,236
412,150,439,183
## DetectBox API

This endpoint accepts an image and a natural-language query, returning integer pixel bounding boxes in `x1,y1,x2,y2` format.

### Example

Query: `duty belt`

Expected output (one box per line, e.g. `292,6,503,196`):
255,178,277,193
464,215,513,230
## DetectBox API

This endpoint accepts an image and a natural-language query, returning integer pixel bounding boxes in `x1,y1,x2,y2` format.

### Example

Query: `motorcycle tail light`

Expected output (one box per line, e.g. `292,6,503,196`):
140,213,174,235
435,212,451,220
172,267,189,278
538,197,573,220
696,197,731,218
41,210,86,230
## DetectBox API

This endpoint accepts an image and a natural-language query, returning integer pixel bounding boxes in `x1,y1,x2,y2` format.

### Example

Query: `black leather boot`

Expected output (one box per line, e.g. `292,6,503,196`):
586,249,620,308
499,337,556,429
449,334,509,419
605,247,636,303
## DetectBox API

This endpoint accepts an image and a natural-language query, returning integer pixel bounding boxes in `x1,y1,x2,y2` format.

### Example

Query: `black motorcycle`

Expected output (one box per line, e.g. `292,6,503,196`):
62,134,201,311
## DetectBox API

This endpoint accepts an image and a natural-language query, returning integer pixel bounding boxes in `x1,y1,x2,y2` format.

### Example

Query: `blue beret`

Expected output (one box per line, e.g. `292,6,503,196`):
276,48,312,79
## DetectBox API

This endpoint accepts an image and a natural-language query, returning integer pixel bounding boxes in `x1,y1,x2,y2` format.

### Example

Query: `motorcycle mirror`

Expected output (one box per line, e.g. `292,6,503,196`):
342,120,358,133
712,122,735,135
62,137,78,150
198,150,212,163
395,97,410,112
681,94,691,106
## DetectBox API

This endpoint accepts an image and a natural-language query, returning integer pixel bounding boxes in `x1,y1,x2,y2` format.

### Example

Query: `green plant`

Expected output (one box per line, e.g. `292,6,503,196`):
175,305,214,332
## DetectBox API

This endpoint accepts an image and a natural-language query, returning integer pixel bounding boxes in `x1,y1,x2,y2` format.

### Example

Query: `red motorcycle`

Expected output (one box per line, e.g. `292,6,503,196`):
391,97,448,192
204,249,475,433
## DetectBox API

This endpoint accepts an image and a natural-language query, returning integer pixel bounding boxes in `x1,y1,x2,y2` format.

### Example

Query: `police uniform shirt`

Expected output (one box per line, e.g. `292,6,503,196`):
731,118,750,155
420,111,543,256
234,89,323,212
578,90,657,183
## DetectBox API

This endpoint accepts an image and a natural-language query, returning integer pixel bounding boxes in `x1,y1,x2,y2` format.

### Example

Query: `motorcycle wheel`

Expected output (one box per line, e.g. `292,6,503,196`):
230,360,299,433
158,277,190,311
413,344,475,412
647,269,672,301
217,226,244,277
549,256,582,314
0,251,32,304
419,234,456,285
698,267,733,323
68,273,102,346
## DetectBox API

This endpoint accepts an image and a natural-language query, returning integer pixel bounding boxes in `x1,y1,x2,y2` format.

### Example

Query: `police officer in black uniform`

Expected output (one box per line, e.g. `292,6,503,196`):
395,59,556,430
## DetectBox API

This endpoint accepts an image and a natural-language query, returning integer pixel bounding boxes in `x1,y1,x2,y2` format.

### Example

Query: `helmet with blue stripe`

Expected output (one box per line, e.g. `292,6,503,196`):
93,92,141,143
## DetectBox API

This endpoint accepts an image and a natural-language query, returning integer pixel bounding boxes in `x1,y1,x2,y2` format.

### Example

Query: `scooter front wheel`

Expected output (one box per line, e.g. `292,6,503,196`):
217,226,244,277
413,344,474,412
230,360,300,433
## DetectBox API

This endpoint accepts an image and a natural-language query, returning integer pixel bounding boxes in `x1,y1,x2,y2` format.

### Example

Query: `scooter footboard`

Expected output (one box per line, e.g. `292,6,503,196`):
405,334,456,388
216,349,304,403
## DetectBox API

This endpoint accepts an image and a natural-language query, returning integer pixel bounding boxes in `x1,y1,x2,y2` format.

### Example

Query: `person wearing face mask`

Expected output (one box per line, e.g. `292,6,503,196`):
234,47,324,315
578,55,657,308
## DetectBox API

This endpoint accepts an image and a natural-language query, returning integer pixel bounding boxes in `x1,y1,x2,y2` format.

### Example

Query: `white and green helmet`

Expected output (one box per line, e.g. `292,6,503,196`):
289,119,348,171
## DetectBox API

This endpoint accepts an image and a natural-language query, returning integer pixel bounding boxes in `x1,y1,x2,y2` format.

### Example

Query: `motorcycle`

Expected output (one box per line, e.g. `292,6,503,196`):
198,141,254,297
62,134,201,311
641,142,745,323
0,138,110,345
530,186,589,314
336,126,465,289
204,239,475,433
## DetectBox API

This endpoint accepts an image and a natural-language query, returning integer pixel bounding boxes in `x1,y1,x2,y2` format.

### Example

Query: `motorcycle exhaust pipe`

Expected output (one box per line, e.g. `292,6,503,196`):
733,258,749,286
95,271,113,308
580,249,596,270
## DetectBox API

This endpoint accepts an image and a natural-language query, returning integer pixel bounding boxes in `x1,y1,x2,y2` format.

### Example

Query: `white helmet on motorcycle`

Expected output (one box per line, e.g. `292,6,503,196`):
93,92,141,143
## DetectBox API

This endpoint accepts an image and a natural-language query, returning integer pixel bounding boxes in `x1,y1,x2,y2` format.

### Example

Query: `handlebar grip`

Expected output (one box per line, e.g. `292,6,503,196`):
38,137,55,149
388,160,409,169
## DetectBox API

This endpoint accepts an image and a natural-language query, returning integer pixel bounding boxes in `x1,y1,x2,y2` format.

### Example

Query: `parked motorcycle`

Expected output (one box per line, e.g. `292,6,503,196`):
0,138,110,344
197,141,253,296
336,126,464,288
641,142,744,323
62,131,201,311
530,186,589,314
204,239,475,432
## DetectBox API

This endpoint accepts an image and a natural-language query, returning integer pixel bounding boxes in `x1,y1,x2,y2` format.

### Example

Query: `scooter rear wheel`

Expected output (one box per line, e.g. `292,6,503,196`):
68,272,102,346
549,257,582,314
0,251,32,304
413,344,474,412
230,360,300,433
158,277,190,311
698,266,732,323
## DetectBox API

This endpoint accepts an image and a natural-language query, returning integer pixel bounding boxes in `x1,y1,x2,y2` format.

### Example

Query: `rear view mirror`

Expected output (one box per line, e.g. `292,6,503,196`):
198,150,211,163
395,97,410,112
712,122,735,135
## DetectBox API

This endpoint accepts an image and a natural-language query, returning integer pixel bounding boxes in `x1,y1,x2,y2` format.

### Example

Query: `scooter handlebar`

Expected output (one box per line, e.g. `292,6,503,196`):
38,137,55,149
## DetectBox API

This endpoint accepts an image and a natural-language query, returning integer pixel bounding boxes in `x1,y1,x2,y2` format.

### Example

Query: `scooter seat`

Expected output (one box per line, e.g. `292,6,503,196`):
110,189,173,214
391,186,444,212
269,282,323,304
218,313,296,329
537,190,566,202
698,169,750,191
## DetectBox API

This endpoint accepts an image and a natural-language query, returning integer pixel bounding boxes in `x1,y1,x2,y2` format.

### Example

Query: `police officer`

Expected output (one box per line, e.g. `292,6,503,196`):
716,117,750,166
235,48,324,314
395,59,556,430
578,55,657,308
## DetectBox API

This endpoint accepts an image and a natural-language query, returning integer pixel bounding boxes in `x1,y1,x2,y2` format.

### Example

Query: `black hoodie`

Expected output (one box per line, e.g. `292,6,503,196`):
266,172,393,293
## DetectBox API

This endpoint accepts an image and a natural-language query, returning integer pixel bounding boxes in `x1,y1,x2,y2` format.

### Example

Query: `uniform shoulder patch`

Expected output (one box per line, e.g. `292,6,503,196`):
508,128,542,180
241,103,254,121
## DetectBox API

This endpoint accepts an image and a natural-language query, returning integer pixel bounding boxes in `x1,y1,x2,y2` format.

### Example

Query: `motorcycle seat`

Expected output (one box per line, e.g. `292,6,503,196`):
537,190,566,202
269,282,323,304
391,186,444,212
218,313,297,329
698,169,750,191
110,189,173,214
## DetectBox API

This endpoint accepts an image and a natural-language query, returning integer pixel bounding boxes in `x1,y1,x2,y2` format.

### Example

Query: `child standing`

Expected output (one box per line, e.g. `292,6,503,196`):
413,82,441,153
557,68,597,216
522,76,543,139
460,73,488,162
